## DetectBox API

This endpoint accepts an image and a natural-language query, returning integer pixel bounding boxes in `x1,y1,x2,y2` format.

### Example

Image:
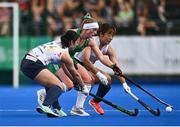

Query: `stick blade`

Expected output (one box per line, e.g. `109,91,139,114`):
132,108,139,116
154,108,160,116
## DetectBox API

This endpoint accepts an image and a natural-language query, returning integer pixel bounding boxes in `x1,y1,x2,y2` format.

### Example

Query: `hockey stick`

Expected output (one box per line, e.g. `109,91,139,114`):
89,92,138,116
121,74,173,108
127,91,160,116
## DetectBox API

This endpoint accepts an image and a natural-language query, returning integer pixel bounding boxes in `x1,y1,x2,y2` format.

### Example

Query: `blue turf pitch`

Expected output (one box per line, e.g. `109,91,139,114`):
0,83,180,126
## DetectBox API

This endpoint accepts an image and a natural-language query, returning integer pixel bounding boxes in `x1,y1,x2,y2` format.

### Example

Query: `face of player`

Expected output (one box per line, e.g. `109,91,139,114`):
82,28,98,39
100,29,115,45
69,39,79,51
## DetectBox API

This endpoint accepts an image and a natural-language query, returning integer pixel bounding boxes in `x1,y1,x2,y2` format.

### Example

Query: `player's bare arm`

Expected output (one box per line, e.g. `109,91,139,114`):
61,51,84,86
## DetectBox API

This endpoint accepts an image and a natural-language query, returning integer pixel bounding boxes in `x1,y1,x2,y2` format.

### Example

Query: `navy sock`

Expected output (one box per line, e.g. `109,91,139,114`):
43,86,63,106
45,87,49,92
94,83,111,103
52,100,61,110
45,87,61,110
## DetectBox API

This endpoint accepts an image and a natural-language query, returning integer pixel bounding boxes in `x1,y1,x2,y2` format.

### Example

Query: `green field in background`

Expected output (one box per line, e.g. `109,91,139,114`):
0,36,51,84
0,36,51,69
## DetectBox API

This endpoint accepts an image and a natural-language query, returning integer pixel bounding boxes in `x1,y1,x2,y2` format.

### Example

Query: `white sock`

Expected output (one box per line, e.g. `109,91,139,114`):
75,84,91,108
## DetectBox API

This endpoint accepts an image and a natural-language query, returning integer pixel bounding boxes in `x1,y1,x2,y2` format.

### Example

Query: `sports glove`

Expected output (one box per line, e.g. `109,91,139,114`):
122,82,131,93
111,64,122,76
96,71,108,85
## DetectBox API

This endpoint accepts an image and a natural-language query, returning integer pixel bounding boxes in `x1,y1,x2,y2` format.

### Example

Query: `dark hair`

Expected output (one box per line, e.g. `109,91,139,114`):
97,23,116,36
61,30,79,48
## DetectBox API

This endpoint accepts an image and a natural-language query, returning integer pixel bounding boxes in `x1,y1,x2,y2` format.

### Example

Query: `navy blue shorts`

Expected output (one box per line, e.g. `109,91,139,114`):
20,55,46,80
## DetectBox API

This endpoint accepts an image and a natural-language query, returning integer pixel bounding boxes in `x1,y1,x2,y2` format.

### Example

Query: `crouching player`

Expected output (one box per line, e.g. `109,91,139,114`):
74,23,131,115
21,31,89,117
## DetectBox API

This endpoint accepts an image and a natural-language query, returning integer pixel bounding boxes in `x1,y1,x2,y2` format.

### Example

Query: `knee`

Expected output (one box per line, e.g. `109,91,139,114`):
59,84,73,92
62,82,74,92
63,81,74,90
67,83,74,90
59,82,72,92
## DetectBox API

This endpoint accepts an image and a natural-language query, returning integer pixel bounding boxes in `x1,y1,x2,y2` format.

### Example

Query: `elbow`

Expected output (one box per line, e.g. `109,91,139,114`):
83,59,90,65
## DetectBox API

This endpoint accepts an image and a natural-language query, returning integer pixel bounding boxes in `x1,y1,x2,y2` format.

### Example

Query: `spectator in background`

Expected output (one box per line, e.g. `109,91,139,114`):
60,0,80,31
47,0,66,18
31,0,46,36
90,10,107,23
46,0,65,37
47,0,81,37
71,9,84,28
114,0,134,27
47,16,60,38
19,0,30,35
158,0,167,23
0,7,10,36
84,0,108,23
14,0,179,36
0,0,14,1
136,3,159,36
102,0,114,24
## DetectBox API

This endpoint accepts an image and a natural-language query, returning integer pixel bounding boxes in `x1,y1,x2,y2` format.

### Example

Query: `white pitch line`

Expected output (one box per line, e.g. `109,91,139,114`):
0,109,180,112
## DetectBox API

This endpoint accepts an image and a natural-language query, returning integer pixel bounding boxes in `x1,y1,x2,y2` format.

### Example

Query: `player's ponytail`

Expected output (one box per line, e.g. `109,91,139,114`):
82,13,92,20
61,30,79,48
81,13,99,30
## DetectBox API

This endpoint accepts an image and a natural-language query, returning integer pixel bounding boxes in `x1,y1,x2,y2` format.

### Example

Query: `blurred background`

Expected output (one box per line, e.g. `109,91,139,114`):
0,0,180,86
